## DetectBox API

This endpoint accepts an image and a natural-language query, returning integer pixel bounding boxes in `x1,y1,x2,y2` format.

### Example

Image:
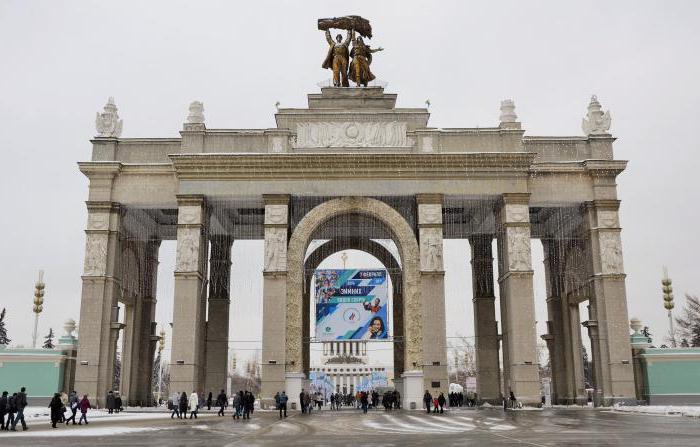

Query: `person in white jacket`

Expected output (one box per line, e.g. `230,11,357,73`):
189,391,199,419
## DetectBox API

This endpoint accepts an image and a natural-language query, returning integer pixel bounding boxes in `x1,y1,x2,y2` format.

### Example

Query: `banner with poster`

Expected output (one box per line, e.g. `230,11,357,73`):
314,269,389,340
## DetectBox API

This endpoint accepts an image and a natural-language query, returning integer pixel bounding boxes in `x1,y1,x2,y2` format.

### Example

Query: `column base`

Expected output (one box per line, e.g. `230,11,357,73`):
401,370,424,410
285,372,306,410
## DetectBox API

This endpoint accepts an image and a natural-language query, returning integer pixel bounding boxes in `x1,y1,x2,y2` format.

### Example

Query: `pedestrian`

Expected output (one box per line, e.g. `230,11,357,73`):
232,391,242,420
65,390,79,425
59,391,68,422
438,392,446,413
170,392,179,419
394,390,401,409
216,389,227,416
509,390,517,409
207,391,213,411
360,391,369,414
179,392,188,419
6,393,17,430
78,394,90,425
115,393,123,413
106,390,115,414
49,393,63,428
0,391,7,430
189,390,199,419
243,391,254,420
423,390,432,414
11,386,28,431
276,391,288,419
433,396,439,413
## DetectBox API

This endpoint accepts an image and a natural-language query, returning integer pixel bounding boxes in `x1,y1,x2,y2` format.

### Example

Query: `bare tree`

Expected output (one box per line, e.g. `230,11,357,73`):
675,294,700,347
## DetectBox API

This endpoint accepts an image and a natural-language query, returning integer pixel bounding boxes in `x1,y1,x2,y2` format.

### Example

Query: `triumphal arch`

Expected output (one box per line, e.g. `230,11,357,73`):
74,19,636,408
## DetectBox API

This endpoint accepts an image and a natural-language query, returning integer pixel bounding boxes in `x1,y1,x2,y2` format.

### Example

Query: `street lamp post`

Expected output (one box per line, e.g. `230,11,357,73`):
32,270,45,348
341,252,348,269
662,266,676,347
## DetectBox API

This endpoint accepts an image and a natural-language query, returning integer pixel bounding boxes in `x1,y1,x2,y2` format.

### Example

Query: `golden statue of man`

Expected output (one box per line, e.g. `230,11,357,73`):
322,29,352,87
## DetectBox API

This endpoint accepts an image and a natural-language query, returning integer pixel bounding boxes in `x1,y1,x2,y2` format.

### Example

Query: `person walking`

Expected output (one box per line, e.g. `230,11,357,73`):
509,390,517,409
299,390,306,414
232,391,243,420
5,393,17,430
78,394,90,425
360,391,369,414
394,390,401,410
49,393,63,428
189,391,199,419
207,392,213,411
438,392,446,414
178,392,188,419
65,390,79,425
423,390,432,414
0,391,7,430
115,393,123,413
11,386,28,431
170,392,180,419
276,391,288,419
59,391,68,423
243,391,254,420
106,390,116,414
216,390,227,416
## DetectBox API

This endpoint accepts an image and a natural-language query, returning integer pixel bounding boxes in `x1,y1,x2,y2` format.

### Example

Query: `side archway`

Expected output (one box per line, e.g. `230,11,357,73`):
285,197,422,374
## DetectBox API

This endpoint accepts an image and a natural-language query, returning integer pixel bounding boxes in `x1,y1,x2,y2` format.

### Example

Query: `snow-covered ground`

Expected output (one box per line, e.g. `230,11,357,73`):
612,404,700,418
21,406,200,423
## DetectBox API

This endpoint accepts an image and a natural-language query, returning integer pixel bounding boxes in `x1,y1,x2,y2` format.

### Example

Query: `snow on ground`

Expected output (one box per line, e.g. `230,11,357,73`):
22,406,207,423
612,404,700,418
1,424,212,438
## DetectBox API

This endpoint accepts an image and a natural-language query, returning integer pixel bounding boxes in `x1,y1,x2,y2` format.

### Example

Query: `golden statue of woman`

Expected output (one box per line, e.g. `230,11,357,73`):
348,34,383,87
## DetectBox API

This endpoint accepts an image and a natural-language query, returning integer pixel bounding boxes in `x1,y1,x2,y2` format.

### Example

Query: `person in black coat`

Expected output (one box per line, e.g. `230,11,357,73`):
437,393,446,413
0,391,8,430
207,392,213,411
49,393,63,428
423,390,432,414
178,392,188,419
216,390,227,416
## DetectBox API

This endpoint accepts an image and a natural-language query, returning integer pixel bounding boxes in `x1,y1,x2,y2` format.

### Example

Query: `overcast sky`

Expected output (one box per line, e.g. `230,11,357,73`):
1,1,699,371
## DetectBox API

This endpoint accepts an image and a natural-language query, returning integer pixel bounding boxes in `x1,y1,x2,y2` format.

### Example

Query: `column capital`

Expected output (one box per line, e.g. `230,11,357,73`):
85,201,121,213
583,199,621,212
176,194,206,206
263,194,291,205
498,193,530,206
416,193,443,205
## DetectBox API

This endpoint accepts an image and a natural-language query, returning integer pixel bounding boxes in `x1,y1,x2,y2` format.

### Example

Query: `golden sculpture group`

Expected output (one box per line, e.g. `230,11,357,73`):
319,16,383,88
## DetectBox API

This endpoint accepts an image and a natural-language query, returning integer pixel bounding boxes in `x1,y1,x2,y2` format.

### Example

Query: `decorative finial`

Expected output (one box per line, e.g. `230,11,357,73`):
187,101,205,124
499,99,517,123
275,101,280,112
582,94,611,136
63,318,76,338
630,317,642,335
425,99,431,109
95,97,123,137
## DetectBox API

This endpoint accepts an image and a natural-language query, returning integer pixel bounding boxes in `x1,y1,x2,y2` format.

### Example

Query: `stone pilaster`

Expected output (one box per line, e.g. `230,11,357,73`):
204,235,233,395
495,193,540,405
74,201,123,407
469,234,501,403
170,195,209,395
137,241,160,405
260,194,289,407
417,194,448,394
583,200,635,405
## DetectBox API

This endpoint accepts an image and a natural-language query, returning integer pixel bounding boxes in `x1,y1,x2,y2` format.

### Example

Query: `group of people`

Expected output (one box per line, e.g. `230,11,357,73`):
48,391,91,428
0,387,28,431
298,390,323,414
448,391,479,407
169,389,256,421
423,390,447,414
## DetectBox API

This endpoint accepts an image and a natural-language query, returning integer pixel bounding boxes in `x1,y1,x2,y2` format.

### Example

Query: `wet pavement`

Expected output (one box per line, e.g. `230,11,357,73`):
4,407,700,446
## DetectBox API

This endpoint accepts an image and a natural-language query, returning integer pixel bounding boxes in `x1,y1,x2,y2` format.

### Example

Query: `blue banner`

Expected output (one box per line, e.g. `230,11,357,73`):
315,269,389,340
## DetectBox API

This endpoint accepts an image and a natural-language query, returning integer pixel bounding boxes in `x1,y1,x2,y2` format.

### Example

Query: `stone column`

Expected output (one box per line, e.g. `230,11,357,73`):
170,195,209,395
416,194,448,394
495,193,540,405
469,234,501,403
138,240,160,405
204,235,233,395
392,273,405,379
260,195,290,407
583,200,635,404
75,201,123,407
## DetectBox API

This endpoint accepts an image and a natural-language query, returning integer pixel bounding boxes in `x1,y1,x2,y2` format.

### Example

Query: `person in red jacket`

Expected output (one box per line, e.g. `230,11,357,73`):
78,395,90,425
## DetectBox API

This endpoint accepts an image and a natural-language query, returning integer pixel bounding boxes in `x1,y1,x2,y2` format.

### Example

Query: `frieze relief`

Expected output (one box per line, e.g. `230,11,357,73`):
599,231,624,274
507,226,532,271
84,234,108,276
264,205,288,225
418,204,442,225
295,121,408,148
264,227,287,271
176,227,201,272
420,228,443,271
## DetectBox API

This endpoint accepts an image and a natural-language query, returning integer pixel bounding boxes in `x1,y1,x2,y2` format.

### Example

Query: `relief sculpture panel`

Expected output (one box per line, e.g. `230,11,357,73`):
176,227,201,272
84,234,108,276
599,231,624,274
295,121,408,148
507,226,532,271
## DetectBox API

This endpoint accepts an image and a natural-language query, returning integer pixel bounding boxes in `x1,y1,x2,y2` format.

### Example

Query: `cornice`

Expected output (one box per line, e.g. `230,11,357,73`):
169,152,536,180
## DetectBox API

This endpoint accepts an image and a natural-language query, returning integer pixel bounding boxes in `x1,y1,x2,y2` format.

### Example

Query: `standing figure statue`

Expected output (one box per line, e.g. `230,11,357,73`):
322,29,352,87
349,34,383,87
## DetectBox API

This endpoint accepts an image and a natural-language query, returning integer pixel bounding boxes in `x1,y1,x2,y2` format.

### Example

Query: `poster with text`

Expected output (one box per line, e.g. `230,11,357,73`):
315,269,389,340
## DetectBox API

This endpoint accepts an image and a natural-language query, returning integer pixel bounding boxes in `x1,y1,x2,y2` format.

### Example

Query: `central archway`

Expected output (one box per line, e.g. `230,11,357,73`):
285,197,422,376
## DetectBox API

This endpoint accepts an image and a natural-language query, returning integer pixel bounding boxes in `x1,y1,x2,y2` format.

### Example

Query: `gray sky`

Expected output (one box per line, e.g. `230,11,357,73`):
1,1,699,369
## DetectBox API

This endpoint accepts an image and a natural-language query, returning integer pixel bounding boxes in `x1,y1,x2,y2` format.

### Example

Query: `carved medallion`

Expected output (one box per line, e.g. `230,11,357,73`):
597,211,619,228
418,204,442,225
505,204,529,223
87,213,109,230
178,206,201,225
265,205,288,225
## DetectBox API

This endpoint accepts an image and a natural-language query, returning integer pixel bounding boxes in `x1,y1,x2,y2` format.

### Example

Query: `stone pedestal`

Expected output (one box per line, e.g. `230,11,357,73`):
285,372,305,409
402,370,424,410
